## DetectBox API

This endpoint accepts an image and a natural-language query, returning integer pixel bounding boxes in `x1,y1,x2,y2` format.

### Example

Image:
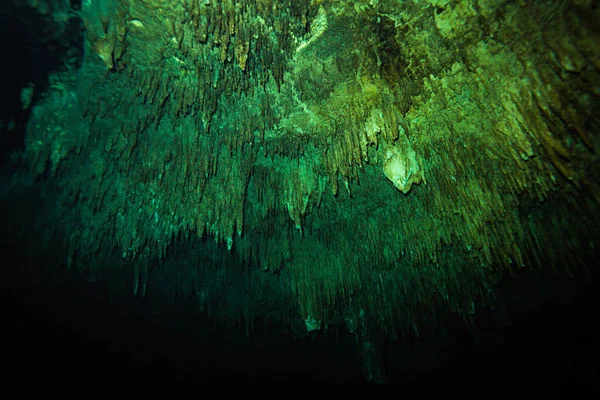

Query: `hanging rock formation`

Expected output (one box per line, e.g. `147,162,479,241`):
12,0,600,382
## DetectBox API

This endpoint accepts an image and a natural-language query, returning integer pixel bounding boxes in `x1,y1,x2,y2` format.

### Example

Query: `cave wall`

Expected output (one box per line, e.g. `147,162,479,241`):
15,0,600,353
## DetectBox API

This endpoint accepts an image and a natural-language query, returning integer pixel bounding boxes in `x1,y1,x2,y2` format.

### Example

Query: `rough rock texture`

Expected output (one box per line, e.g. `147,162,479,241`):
10,0,600,381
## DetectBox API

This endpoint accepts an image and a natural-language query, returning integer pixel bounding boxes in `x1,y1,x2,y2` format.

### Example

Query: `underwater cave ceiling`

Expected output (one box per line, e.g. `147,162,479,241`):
16,0,600,367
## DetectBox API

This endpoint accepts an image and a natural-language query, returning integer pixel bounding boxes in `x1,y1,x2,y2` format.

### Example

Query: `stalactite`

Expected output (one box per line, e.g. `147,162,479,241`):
16,1,600,382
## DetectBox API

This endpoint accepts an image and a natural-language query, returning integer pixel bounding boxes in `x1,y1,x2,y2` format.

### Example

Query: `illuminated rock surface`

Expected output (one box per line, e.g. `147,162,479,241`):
1,0,599,384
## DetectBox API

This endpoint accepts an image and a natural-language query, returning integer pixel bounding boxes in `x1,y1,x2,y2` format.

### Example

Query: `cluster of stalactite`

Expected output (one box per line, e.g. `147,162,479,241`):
21,0,600,350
